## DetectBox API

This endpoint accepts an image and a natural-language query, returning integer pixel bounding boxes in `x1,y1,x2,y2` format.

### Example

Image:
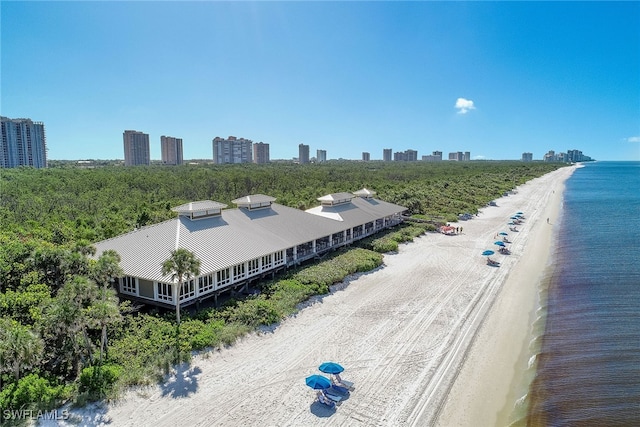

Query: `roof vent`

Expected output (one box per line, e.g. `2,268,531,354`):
232,194,276,210
317,192,354,206
172,200,227,220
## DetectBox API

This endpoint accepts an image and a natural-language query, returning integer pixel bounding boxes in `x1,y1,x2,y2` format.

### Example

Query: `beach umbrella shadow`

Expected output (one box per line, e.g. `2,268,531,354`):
310,401,336,417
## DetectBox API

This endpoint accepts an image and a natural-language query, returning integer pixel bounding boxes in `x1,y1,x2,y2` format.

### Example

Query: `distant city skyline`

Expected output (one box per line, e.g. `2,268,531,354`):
2,2,638,161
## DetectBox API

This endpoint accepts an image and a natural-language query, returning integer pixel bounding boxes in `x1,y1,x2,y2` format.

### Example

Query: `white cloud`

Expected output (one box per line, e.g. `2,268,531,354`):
626,136,640,143
455,98,476,114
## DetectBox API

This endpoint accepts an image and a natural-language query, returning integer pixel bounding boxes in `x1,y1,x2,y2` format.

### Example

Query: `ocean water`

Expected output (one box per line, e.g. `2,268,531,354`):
525,161,640,426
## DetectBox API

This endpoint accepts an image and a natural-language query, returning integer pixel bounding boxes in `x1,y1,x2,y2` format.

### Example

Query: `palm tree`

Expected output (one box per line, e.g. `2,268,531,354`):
89,250,124,362
161,248,201,324
0,319,44,381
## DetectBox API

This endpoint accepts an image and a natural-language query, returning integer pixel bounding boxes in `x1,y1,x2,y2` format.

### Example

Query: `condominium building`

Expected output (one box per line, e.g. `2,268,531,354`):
316,149,327,163
212,136,253,164
252,142,270,164
522,152,533,162
383,148,392,162
161,136,183,165
298,144,310,164
0,116,47,168
362,152,370,161
463,151,471,161
423,151,443,161
448,152,464,161
123,130,150,166
394,149,418,161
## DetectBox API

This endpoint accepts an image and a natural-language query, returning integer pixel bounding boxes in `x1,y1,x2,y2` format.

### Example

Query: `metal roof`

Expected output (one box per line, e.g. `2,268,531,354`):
94,195,406,283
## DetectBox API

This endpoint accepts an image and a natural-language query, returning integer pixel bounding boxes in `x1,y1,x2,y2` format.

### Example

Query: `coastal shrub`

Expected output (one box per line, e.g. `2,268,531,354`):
0,373,73,412
78,364,122,400
371,237,398,253
269,279,317,315
216,322,251,347
228,297,281,327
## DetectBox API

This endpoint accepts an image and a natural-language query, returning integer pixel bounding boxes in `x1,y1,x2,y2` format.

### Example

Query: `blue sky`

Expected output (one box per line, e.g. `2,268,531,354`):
2,1,639,161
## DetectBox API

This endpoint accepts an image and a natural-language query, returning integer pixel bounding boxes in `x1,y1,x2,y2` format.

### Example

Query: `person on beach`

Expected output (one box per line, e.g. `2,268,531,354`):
547,217,549,223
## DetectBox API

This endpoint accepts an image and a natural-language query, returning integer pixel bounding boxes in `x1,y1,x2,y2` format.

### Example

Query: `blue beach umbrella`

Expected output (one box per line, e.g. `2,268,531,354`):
510,216,519,219
305,374,331,390
494,241,505,247
508,222,515,225
499,232,508,236
516,211,523,214
482,250,495,256
319,362,344,375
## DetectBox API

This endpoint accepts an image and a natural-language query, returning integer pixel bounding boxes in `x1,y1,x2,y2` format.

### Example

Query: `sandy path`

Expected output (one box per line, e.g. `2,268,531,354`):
53,166,574,427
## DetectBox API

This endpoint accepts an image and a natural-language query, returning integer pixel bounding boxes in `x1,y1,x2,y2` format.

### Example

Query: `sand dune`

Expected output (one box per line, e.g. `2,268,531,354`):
52,166,575,427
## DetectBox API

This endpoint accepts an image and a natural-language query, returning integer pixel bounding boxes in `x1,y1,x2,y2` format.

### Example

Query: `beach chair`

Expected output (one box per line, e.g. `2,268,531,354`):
322,390,343,403
316,391,336,409
334,374,355,390
330,383,350,395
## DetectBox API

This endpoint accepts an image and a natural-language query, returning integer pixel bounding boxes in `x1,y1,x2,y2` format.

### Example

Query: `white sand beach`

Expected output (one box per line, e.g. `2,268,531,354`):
53,166,575,427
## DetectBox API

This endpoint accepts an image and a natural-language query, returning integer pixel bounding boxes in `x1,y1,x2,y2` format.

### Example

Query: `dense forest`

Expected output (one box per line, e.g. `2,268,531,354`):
0,160,565,421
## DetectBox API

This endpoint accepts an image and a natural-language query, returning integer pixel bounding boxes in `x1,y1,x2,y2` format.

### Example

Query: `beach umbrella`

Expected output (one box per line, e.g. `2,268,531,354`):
319,362,344,375
494,241,505,247
510,216,519,219
305,375,331,390
482,250,495,256
507,222,515,225
499,232,508,236
516,211,523,214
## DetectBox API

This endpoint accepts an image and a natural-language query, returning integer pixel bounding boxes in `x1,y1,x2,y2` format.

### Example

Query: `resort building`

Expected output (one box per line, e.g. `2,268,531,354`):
383,148,392,162
123,130,150,166
161,135,183,165
362,152,370,161
0,116,47,168
298,144,310,164
522,152,533,162
252,142,270,164
212,136,253,164
93,190,406,308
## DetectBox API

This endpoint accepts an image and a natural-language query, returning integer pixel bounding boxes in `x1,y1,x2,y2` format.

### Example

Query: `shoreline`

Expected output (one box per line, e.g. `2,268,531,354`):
52,166,576,427
435,165,576,427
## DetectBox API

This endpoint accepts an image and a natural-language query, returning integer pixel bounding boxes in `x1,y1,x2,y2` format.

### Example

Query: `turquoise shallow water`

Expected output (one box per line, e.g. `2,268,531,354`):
526,162,640,426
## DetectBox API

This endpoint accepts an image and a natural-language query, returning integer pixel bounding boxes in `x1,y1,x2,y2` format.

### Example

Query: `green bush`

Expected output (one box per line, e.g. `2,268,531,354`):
228,297,281,327
0,373,73,412
78,364,123,400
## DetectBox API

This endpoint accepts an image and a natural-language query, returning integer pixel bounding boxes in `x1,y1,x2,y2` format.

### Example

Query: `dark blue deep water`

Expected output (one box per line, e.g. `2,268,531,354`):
527,162,640,426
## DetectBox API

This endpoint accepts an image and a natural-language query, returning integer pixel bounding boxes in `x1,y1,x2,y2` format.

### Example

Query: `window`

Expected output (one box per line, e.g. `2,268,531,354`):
248,258,260,276
120,276,137,295
199,274,214,294
233,263,246,281
261,254,273,270
157,282,173,302
180,278,196,301
217,268,230,287
274,251,285,266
